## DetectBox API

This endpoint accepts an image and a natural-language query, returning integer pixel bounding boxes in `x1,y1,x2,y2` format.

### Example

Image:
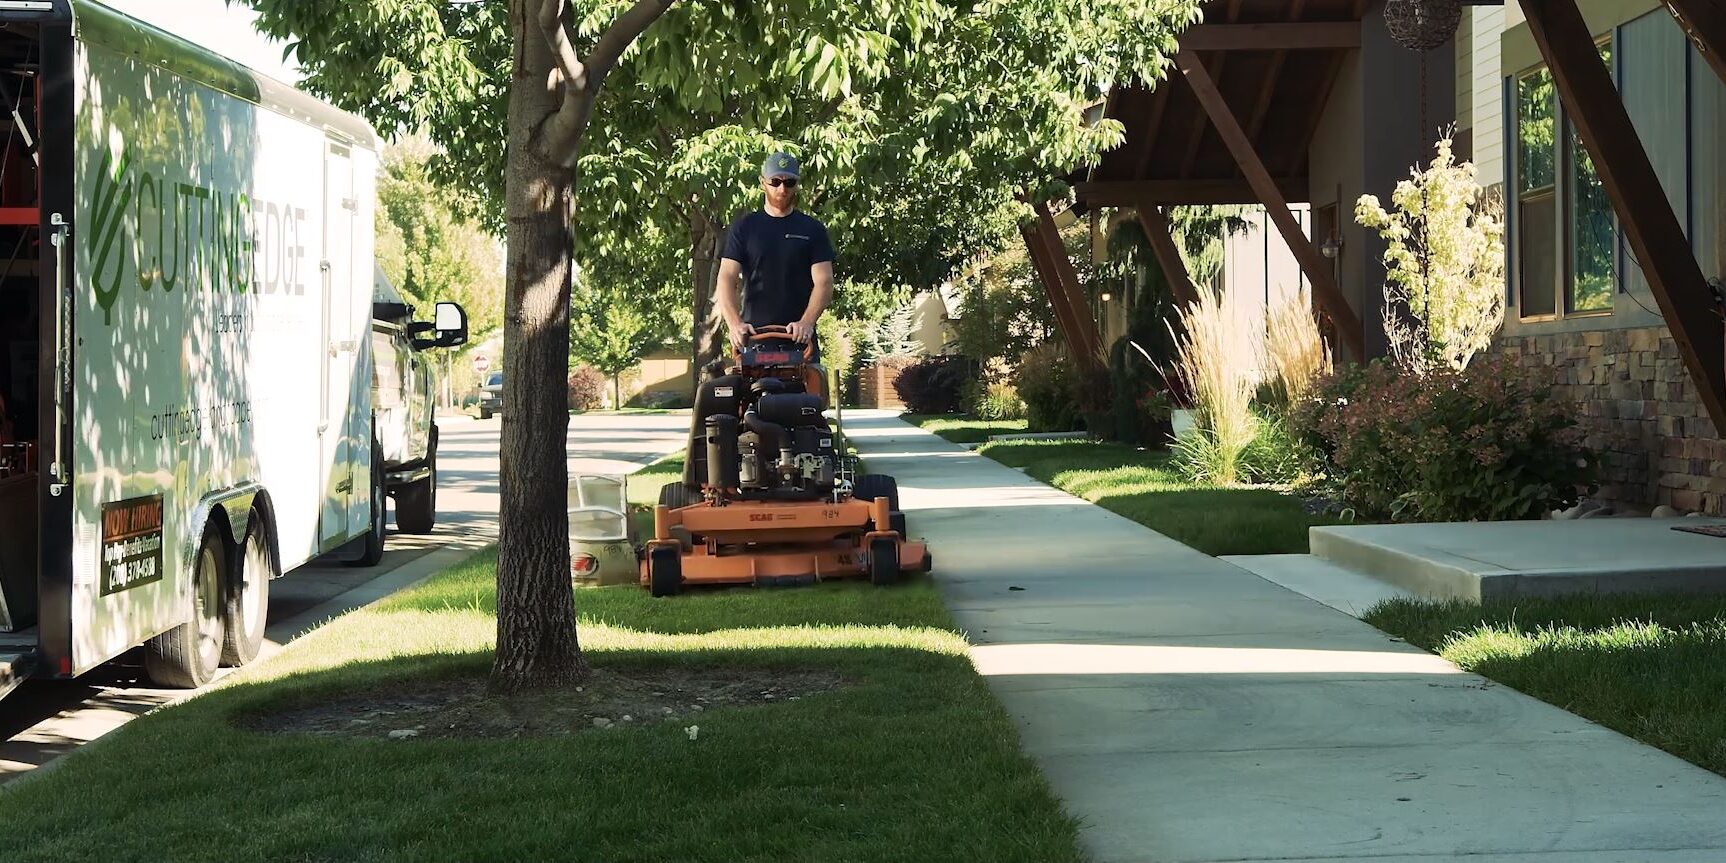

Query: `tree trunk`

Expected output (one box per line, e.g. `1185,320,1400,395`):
492,0,587,693
689,208,727,374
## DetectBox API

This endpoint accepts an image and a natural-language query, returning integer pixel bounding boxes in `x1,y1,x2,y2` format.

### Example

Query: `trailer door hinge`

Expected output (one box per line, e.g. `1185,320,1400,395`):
341,197,357,211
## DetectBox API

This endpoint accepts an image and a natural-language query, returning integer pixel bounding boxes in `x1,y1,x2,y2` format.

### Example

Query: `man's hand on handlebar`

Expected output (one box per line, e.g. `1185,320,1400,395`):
787,318,816,344
728,322,756,351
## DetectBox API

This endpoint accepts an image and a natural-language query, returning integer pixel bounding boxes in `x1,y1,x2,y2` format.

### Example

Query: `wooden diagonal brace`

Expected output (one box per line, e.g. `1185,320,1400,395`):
1175,49,1364,360
1134,203,1201,308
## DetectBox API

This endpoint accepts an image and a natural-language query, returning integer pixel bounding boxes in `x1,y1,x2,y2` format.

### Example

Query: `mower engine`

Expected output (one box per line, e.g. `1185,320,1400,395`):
697,374,838,501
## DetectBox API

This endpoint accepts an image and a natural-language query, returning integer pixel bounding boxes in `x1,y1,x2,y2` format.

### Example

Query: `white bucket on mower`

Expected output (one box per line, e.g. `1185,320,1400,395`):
569,475,637,587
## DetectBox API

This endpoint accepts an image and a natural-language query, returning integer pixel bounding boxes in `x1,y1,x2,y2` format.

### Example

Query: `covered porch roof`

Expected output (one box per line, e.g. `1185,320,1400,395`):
1074,0,1373,209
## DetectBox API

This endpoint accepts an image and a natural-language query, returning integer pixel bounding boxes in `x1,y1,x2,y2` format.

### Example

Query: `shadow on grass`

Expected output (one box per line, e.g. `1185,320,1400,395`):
1367,593,1726,777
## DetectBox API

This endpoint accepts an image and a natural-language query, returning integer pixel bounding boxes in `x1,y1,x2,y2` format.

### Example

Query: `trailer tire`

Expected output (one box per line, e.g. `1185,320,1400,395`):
346,442,386,568
395,429,438,535
869,536,899,587
648,546,683,597
222,515,275,667
852,474,900,513
145,526,227,688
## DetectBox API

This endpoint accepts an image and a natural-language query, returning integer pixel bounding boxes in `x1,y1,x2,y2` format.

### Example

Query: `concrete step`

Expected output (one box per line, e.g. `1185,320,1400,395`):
0,648,35,701
1308,519,1726,601
1222,553,1419,618
1309,525,1492,601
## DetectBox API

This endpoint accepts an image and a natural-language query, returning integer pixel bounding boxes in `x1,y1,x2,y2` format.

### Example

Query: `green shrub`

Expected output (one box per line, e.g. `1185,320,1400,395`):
894,356,972,414
967,381,1026,421
567,366,605,411
1241,410,1309,486
1015,343,1078,432
1293,356,1596,522
1170,426,1252,485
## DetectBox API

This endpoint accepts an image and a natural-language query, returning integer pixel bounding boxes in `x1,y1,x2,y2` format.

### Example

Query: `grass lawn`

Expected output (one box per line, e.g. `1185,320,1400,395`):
1366,594,1726,777
977,438,1338,556
903,413,1029,444
0,552,1080,861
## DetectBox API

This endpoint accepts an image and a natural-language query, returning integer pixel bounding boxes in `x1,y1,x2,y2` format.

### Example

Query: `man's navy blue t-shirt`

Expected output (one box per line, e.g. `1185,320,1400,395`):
721,209,835,328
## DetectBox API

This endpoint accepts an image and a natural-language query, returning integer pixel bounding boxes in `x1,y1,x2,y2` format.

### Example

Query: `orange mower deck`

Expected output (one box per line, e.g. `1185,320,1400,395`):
641,495,930,589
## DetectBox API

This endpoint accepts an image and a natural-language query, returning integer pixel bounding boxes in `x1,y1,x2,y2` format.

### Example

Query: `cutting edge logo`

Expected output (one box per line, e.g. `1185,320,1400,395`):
88,144,313,327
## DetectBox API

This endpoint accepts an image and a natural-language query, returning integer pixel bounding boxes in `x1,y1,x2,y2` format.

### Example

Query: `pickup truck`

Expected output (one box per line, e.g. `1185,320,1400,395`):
475,372,503,420
372,267,467,534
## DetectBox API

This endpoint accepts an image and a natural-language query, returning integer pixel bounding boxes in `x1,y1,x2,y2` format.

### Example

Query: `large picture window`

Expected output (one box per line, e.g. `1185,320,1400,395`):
1517,68,1557,318
1513,42,1614,320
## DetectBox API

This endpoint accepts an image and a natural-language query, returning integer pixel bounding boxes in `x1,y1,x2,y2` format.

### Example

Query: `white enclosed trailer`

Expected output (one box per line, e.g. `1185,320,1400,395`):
0,0,452,696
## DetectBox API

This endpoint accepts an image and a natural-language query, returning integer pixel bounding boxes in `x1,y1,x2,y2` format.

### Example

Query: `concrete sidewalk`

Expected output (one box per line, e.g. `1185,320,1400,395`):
843,411,1726,863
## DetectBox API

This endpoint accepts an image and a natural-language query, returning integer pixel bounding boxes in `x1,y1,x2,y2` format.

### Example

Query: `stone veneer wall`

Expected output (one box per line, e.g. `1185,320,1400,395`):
1495,326,1724,515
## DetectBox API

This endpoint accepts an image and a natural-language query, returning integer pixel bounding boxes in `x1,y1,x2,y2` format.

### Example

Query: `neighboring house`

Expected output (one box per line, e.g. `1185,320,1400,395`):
1054,0,1726,515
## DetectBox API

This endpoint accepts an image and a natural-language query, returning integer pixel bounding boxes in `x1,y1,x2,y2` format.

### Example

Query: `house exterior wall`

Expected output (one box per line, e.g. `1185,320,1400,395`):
1308,50,1367,348
1487,0,1725,513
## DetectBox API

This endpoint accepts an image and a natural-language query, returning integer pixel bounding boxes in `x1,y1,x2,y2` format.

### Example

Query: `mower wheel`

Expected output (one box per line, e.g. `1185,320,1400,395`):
658,481,699,509
889,510,907,538
852,474,900,512
868,536,899,587
648,546,683,597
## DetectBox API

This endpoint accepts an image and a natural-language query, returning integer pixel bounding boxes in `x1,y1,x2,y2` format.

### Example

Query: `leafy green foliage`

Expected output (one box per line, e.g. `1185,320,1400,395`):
375,138,504,344
1293,357,1597,522
893,356,973,414
1013,342,1078,432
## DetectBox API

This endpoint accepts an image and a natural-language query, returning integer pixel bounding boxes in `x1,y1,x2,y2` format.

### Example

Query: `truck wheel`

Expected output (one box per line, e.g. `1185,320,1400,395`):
869,536,899,587
478,407,493,420
648,546,683,597
395,429,438,535
145,526,227,688
346,443,386,568
222,515,275,667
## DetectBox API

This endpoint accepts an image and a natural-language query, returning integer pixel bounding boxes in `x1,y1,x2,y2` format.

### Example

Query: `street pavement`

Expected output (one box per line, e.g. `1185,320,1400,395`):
0,411,688,785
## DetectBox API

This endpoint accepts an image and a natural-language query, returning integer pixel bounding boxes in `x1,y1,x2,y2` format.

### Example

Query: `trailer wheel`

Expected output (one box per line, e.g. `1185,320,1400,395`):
852,474,900,513
346,442,386,568
869,536,899,587
395,428,438,535
222,515,275,667
648,546,683,597
145,526,227,688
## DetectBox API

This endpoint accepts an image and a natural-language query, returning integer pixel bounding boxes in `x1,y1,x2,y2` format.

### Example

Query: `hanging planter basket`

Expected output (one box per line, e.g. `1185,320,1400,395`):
1383,0,1463,51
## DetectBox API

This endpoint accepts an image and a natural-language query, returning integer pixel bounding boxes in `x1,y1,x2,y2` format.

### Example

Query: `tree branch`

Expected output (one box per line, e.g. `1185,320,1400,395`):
537,0,675,166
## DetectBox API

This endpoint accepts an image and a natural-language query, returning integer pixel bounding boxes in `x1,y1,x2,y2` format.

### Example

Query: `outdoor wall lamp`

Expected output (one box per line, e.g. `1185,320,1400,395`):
1320,232,1344,260
1100,292,1113,302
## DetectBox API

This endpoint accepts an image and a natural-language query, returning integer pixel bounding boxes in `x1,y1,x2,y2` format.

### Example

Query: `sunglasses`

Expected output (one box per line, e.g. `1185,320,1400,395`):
767,177,799,188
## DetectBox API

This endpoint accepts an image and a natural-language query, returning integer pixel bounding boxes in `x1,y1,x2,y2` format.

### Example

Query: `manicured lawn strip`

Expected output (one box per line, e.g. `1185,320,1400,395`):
1366,594,1726,777
903,413,1028,444
0,551,1082,863
978,438,1336,556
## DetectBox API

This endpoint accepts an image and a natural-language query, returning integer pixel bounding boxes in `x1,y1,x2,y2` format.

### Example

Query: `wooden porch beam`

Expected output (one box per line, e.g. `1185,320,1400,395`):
1033,200,1106,366
1075,177,1309,206
1176,48,1365,360
1178,21,1360,51
1246,0,1310,143
1132,85,1173,180
1666,0,1726,85
1020,222,1092,369
1134,203,1202,308
1520,0,1726,434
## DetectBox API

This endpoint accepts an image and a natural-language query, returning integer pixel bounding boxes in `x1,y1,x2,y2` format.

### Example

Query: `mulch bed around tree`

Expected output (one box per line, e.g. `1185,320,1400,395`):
243,668,851,741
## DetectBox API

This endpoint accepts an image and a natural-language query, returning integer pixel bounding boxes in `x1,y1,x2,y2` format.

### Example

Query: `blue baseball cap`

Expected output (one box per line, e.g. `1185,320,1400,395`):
762,151,800,179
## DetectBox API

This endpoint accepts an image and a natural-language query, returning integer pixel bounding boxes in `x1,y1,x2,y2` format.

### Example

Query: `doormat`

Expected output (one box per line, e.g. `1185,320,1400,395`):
1671,524,1726,538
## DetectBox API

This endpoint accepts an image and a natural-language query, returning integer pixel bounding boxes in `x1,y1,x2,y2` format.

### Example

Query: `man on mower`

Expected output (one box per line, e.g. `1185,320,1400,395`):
715,151,835,360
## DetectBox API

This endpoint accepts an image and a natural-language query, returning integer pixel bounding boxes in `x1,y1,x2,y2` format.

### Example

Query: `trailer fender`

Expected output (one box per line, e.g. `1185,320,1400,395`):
183,483,266,570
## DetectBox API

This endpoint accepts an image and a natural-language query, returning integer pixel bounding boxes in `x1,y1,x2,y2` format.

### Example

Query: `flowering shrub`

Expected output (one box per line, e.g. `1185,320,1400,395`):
567,366,606,412
1356,136,1506,375
1292,356,1596,522
1015,342,1078,432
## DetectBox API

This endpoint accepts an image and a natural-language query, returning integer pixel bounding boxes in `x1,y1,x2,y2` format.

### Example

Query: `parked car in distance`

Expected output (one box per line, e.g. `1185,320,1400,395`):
475,372,503,419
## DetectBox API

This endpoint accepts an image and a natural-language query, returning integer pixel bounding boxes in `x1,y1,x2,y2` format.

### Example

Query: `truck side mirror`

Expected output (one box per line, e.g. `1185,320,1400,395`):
412,302,469,350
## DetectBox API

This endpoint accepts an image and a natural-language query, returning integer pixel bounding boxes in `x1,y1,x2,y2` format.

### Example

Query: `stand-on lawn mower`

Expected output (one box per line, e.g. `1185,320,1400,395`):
640,324,931,596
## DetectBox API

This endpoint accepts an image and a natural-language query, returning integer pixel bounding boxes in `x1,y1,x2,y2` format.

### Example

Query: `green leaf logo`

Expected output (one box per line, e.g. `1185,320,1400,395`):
90,147,132,327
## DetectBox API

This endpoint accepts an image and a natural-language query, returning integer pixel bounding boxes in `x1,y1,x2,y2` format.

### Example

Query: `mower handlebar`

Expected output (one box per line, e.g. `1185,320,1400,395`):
740,324,817,362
